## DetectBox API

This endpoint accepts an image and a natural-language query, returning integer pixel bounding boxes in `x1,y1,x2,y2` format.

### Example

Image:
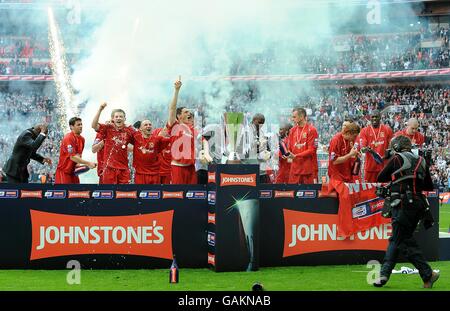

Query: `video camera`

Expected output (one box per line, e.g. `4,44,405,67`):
376,184,402,218
416,146,433,166
375,185,390,198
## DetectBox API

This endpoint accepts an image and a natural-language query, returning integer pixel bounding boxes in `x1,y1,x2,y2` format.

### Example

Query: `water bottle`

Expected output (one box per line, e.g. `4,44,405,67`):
169,255,179,284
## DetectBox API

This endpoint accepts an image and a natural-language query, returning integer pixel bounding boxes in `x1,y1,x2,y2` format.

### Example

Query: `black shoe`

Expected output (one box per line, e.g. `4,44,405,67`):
423,271,440,289
373,276,388,287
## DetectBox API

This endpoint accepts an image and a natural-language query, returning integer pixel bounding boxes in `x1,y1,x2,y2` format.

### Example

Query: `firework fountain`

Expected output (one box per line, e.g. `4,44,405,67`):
47,7,77,133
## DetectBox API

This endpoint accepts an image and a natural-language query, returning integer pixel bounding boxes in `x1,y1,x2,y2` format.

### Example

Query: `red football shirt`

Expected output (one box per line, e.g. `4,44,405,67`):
394,129,425,146
97,123,135,170
328,132,354,182
56,132,85,174
358,124,393,172
167,121,196,165
133,131,170,175
287,123,318,175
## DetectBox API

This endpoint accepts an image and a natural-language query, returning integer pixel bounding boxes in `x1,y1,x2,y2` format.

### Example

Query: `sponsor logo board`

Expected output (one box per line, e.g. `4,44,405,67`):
283,209,390,257
219,173,256,187
30,210,174,260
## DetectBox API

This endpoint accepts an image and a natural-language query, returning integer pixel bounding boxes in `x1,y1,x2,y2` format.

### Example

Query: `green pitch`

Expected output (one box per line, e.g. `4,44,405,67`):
0,262,448,291
0,203,447,291
440,203,450,233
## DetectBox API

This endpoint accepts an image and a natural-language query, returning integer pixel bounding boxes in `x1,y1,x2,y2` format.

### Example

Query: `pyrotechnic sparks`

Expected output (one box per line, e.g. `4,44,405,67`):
48,7,76,132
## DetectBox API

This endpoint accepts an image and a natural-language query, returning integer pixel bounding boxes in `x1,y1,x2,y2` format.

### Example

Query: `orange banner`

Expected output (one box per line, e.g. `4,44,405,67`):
30,210,173,261
220,173,257,187
283,209,390,257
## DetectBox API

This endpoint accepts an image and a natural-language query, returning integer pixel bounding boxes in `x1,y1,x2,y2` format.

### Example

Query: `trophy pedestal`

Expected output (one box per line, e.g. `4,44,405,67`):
226,160,242,164
207,164,260,272
226,152,241,164
226,152,242,164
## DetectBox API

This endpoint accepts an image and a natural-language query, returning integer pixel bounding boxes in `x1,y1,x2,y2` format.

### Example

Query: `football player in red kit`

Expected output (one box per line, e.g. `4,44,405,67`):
358,110,393,182
133,120,170,184
91,103,135,184
55,117,97,184
287,107,319,184
167,77,197,184
394,118,425,146
328,123,361,182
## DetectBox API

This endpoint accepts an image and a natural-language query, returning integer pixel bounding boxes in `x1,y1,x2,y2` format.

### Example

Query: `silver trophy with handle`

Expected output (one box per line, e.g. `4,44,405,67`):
223,112,248,164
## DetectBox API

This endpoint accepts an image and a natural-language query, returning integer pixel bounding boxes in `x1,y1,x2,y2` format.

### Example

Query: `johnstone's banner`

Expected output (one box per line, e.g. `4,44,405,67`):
259,184,438,267
0,181,438,269
283,209,390,258
0,184,207,269
30,210,174,261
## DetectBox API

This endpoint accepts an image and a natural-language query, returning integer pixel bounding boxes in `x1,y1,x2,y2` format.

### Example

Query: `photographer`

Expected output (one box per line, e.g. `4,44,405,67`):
373,135,439,288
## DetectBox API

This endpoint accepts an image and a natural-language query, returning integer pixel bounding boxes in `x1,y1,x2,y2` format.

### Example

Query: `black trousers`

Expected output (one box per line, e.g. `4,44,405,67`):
380,198,432,282
259,174,270,184
197,169,208,185
4,174,27,184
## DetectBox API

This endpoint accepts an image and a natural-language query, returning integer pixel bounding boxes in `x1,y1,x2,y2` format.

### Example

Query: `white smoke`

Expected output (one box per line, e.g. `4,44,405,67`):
67,0,421,183
72,0,349,129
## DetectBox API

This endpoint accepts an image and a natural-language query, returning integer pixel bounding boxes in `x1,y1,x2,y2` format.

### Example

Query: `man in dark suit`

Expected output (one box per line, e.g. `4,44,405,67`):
2,124,52,183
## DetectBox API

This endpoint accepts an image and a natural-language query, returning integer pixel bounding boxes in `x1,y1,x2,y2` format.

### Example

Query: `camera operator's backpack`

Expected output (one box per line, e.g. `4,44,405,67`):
390,151,426,194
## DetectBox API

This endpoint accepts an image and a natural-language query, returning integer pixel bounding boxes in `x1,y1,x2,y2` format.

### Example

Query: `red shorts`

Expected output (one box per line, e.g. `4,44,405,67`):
275,169,290,184
102,167,130,184
171,165,197,185
364,171,380,183
134,173,159,184
288,174,314,185
55,170,80,184
160,174,172,184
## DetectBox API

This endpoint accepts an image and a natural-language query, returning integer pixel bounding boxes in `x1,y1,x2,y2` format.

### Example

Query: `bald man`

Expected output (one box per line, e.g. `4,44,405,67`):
394,118,425,146
132,119,170,184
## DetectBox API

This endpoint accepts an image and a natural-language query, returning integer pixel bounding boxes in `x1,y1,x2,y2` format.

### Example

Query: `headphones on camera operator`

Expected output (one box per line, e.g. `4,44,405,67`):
378,135,429,219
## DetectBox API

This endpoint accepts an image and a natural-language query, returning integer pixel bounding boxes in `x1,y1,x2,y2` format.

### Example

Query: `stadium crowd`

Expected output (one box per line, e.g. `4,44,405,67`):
1,83,448,189
230,30,450,75
0,35,51,75
0,27,449,76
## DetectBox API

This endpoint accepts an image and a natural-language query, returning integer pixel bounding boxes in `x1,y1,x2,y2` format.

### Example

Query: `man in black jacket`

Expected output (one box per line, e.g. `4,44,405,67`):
2,124,52,183
374,135,439,288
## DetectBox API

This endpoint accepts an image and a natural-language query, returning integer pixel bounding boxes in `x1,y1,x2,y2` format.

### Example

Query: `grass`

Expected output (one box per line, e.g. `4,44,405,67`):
0,261,448,291
0,204,446,292
440,203,450,233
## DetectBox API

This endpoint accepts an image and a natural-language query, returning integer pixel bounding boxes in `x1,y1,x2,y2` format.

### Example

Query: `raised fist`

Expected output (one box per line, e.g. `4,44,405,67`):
174,78,182,91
